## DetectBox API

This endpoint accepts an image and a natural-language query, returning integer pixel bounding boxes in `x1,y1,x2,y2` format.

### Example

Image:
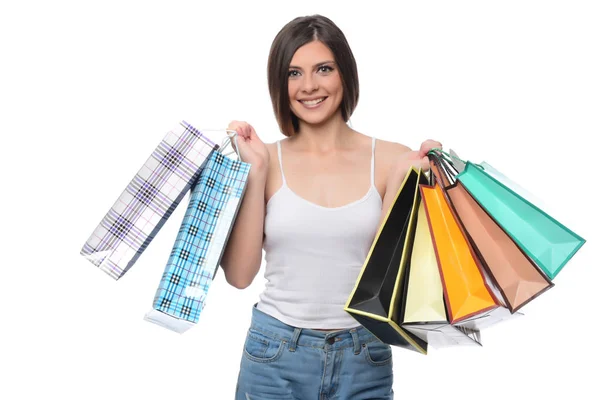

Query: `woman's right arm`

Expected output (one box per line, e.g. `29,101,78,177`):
219,165,267,289
218,121,270,289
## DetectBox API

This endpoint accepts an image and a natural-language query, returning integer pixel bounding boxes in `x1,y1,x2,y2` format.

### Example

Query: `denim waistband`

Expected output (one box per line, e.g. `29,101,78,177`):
249,303,380,353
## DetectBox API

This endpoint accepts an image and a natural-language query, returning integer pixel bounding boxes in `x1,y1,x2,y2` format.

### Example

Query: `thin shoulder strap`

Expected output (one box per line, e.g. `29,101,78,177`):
277,140,287,186
370,137,376,187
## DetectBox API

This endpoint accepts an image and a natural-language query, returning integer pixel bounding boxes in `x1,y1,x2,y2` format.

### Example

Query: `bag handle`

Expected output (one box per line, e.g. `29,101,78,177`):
198,129,243,161
438,153,459,183
219,131,243,161
428,147,489,178
427,150,455,188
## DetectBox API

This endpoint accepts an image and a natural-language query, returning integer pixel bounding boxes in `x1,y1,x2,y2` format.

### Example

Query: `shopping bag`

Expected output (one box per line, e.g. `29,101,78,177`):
345,167,428,354
80,121,218,280
453,153,586,279
431,154,554,313
420,162,514,330
398,200,482,348
144,148,250,333
477,161,552,214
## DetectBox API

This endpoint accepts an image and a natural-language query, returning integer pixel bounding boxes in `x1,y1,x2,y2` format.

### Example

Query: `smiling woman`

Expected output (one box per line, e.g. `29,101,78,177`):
287,42,344,127
266,16,359,137
218,14,442,400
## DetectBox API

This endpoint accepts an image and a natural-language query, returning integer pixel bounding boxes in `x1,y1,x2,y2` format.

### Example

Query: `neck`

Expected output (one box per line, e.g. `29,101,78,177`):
292,112,355,153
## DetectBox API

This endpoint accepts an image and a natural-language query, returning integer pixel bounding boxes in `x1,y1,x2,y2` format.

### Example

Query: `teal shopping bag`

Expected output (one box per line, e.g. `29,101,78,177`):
453,160,585,280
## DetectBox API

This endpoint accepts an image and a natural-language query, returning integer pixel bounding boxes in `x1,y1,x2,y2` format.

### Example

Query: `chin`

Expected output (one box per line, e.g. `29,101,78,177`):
299,114,327,124
293,110,336,126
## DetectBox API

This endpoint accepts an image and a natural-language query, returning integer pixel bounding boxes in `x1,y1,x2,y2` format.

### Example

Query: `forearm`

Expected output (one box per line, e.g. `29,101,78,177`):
219,164,268,289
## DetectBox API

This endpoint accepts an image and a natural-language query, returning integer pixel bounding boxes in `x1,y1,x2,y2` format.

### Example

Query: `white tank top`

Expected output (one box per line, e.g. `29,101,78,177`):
256,137,383,329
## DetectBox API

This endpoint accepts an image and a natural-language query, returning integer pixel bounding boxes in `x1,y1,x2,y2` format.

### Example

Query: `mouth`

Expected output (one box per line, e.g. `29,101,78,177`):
298,97,327,108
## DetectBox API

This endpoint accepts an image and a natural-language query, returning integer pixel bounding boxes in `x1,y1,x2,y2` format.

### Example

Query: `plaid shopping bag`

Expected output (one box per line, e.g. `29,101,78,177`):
80,121,218,280
144,149,250,333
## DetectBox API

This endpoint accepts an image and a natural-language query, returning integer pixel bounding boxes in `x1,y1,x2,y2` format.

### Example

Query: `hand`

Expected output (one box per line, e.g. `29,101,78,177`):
414,139,443,171
389,139,443,184
227,121,270,170
418,139,443,159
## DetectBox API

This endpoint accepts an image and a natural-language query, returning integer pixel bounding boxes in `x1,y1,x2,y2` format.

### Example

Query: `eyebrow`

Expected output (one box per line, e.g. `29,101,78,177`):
288,61,336,70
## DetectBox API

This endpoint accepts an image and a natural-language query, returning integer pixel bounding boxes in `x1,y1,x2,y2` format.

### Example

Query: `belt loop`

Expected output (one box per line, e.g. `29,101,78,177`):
350,328,361,355
289,328,302,352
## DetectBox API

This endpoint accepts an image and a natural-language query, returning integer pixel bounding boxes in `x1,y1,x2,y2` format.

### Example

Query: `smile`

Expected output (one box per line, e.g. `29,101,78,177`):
299,97,327,108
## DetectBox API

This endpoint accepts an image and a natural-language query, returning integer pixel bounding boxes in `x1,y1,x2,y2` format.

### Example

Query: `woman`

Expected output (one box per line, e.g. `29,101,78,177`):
220,14,441,399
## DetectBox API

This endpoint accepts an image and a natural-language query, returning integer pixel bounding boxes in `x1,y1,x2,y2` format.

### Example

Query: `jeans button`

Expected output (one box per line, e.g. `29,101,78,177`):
327,337,335,345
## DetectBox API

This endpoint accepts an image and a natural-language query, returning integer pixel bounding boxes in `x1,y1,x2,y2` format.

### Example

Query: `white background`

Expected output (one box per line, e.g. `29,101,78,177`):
1,1,598,399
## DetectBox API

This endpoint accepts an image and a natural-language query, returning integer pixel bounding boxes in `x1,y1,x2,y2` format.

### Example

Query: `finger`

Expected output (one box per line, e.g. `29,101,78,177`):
227,120,240,131
420,156,430,171
419,141,430,158
234,125,246,139
240,123,252,139
430,140,442,150
420,140,442,158
231,134,247,155
248,125,257,140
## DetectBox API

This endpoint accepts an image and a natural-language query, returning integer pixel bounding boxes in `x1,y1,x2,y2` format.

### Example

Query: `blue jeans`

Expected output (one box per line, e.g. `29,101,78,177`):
235,304,394,399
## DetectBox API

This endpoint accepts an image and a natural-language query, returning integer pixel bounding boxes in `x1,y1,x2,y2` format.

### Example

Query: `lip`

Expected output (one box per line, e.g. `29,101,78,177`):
299,96,327,101
298,96,327,109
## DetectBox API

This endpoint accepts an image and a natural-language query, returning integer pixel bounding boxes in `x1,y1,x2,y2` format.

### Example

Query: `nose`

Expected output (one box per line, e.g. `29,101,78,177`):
301,74,319,93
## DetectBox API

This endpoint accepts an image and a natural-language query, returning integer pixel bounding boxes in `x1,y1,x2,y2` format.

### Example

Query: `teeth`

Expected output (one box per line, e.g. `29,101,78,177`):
301,97,325,105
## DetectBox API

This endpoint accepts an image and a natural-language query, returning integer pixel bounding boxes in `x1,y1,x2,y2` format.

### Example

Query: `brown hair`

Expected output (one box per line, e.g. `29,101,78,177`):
267,15,359,137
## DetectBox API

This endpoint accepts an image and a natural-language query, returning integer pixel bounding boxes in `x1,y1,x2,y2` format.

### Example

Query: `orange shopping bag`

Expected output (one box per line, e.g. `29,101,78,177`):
430,154,554,313
420,159,515,330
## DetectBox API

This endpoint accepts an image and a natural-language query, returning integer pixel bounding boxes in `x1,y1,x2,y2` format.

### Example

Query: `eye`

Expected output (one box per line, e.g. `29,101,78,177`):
288,70,300,78
318,65,334,73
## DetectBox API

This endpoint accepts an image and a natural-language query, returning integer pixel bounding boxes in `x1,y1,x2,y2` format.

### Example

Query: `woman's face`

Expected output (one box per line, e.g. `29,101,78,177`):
288,40,344,127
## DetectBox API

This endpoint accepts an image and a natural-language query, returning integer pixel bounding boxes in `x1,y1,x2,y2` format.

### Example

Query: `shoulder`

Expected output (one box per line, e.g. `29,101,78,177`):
265,137,294,159
265,141,278,152
265,140,282,175
374,137,412,166
264,141,279,159
375,138,411,154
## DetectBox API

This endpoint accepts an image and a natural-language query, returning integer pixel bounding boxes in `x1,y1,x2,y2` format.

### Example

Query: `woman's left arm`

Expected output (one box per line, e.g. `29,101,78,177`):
376,139,442,229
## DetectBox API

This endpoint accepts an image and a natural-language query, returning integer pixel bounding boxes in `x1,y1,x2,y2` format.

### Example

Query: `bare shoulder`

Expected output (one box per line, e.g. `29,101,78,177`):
265,141,278,155
264,141,279,174
369,137,413,197
263,141,282,204
263,140,279,160
375,138,412,166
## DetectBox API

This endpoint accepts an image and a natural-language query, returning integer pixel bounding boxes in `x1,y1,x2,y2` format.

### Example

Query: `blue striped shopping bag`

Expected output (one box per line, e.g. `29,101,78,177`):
144,149,250,333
